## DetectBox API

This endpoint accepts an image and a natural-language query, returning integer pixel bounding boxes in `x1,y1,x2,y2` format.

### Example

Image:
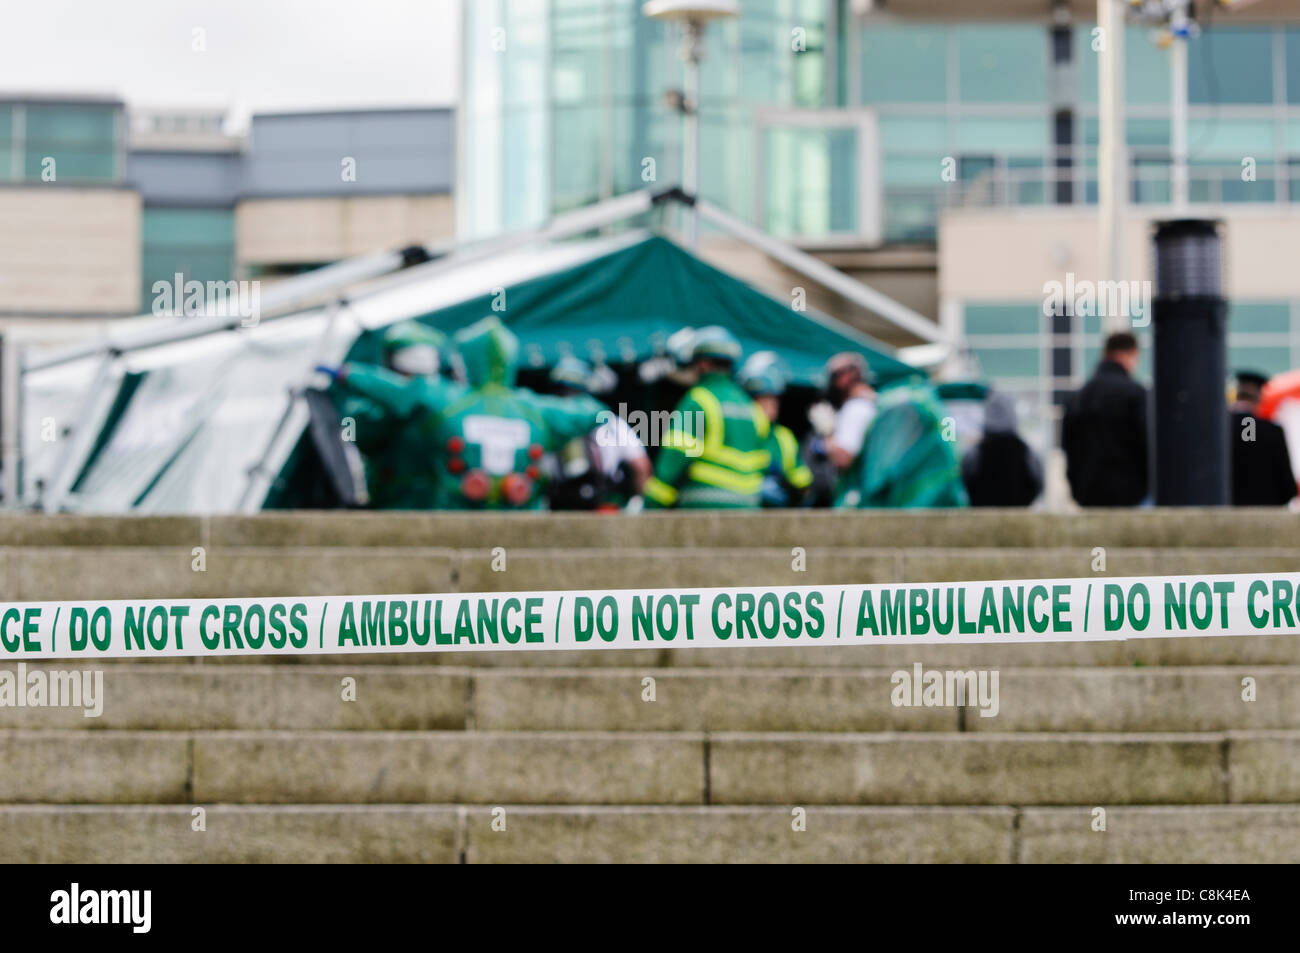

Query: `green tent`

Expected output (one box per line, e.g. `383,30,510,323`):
344,234,918,387
26,230,921,513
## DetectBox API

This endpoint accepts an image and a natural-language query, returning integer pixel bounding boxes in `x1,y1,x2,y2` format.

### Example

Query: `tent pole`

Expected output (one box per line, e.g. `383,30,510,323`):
39,354,122,513
0,334,22,507
694,198,948,346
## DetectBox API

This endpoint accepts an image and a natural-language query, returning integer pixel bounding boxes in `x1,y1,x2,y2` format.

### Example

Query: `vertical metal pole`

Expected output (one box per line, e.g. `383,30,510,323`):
683,23,701,250
1097,0,1128,333
1170,6,1190,211
0,336,23,506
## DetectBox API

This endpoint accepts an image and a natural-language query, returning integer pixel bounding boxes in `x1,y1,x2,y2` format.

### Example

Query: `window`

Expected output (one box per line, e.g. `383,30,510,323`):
971,346,1041,379
23,103,119,181
957,26,1048,104
955,116,1049,153
1189,28,1273,105
0,105,12,179
860,26,947,103
140,208,235,312
1289,29,1300,103
964,304,1042,336
1229,346,1292,376
1230,302,1290,334
1075,26,1170,106
763,125,857,237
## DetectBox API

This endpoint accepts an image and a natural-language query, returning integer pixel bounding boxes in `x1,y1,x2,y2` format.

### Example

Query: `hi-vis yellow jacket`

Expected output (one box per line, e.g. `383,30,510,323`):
765,421,813,504
644,371,771,508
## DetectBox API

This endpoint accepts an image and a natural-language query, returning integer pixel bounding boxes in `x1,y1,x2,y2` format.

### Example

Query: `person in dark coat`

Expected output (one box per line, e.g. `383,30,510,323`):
1230,370,1297,506
962,391,1043,506
1061,332,1148,506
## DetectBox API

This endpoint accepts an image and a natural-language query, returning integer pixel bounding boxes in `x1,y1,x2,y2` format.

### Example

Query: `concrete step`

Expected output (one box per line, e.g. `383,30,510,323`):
1,804,1296,863
4,544,1298,604
2,509,1294,551
5,665,1297,733
3,729,1296,806
196,633,1300,667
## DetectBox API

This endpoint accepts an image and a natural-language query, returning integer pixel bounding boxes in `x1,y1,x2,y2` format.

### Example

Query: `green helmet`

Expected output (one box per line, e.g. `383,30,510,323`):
665,327,697,368
550,354,592,392
453,316,519,387
382,321,445,377
691,325,742,363
738,351,788,396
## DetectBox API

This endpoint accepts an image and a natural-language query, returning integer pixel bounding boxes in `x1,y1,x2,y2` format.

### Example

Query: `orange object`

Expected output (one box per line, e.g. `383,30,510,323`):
460,469,490,501
1258,370,1300,420
500,473,533,505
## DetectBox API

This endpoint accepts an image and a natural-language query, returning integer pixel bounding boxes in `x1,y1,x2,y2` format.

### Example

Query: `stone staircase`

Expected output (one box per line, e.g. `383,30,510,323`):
1,509,1297,862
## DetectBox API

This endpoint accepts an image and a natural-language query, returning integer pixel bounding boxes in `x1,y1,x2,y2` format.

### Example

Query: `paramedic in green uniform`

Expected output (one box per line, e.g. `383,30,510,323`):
644,326,771,509
737,351,812,507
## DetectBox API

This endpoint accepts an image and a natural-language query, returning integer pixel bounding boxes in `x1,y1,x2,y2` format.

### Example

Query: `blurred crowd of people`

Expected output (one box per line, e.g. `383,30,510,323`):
319,317,975,511
317,320,1297,512
1061,331,1296,508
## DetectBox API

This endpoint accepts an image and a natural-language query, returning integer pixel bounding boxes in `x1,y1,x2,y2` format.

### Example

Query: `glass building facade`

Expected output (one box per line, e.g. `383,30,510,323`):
461,0,832,240
462,6,1300,241
139,208,236,312
461,3,1300,445
0,99,123,183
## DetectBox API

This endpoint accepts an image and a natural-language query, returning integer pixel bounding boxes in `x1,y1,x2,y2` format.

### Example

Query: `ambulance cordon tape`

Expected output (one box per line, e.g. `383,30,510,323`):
3,573,1300,661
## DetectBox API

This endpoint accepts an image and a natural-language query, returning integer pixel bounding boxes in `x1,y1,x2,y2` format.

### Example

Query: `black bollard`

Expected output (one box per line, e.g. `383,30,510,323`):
1151,219,1228,506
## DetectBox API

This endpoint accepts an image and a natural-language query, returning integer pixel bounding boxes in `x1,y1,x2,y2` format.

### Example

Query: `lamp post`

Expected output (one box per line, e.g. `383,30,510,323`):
1097,0,1128,334
642,0,738,250
1151,219,1228,505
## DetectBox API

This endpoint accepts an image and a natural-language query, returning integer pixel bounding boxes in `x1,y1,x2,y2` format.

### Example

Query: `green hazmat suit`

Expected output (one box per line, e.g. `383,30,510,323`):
338,321,448,509
644,371,771,509
341,390,425,509
336,317,605,510
834,381,968,509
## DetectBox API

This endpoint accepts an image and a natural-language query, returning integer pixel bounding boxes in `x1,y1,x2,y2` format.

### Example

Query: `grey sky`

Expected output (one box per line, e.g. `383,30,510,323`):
0,0,460,126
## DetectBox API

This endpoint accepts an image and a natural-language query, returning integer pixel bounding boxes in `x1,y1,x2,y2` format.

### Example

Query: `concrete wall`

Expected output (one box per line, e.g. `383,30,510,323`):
235,193,455,269
699,236,939,347
939,206,1300,303
0,186,140,315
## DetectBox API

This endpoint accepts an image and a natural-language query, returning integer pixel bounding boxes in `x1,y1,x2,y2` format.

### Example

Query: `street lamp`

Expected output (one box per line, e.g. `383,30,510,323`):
642,0,738,249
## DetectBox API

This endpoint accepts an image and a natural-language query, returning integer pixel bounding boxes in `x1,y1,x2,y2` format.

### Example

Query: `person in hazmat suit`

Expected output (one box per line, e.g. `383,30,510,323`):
737,350,812,507
322,316,605,509
833,375,969,509
338,320,451,509
644,326,771,509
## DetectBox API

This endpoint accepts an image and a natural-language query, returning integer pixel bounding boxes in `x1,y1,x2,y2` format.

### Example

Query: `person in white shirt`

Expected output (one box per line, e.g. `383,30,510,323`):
809,352,877,472
549,356,650,507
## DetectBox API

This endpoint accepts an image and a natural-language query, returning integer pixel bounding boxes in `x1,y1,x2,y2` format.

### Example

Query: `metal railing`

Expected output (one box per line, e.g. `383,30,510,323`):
956,159,1293,209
